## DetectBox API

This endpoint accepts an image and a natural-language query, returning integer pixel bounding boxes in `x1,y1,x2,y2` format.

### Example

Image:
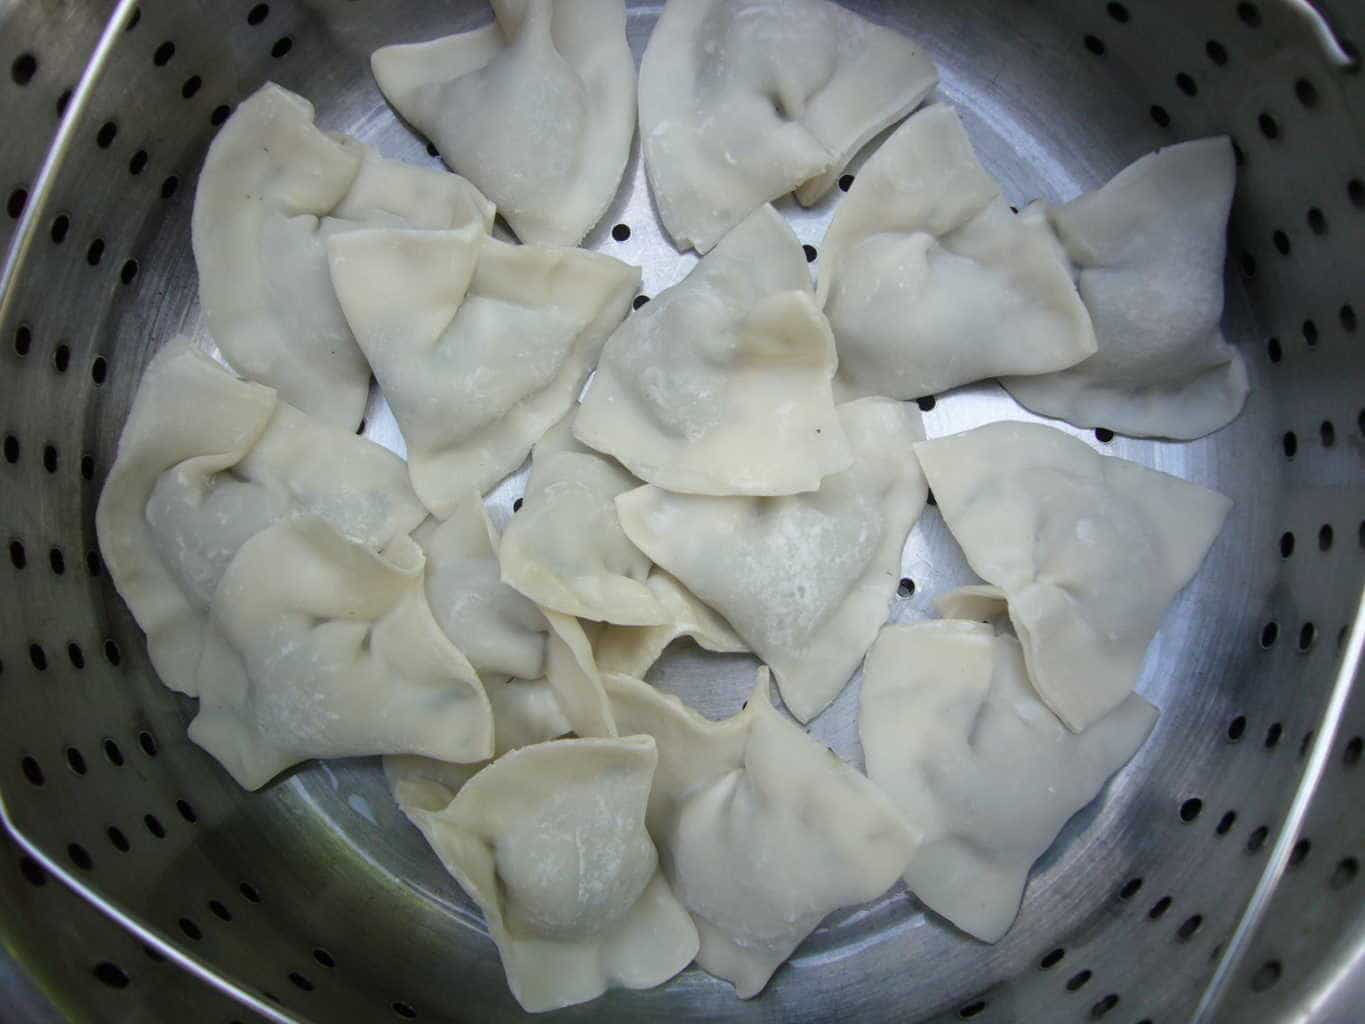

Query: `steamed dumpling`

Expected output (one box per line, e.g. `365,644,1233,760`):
192,83,493,429
384,674,571,805
933,584,1009,624
414,495,547,682
816,104,1096,401
499,415,667,626
326,224,639,513
542,611,618,739
595,570,747,678
861,620,1157,941
616,398,928,721
1001,137,1249,439
95,341,426,698
605,670,918,997
640,0,938,252
479,677,570,752
392,735,699,1012
914,421,1231,732
371,0,635,246
574,204,852,495
191,518,493,790
498,415,743,679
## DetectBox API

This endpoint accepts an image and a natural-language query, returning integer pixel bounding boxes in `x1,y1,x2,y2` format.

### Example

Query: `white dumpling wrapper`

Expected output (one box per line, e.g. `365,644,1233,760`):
595,570,747,678
914,421,1231,732
190,518,493,790
817,105,1096,401
574,204,851,494
616,398,928,721
414,495,547,682
192,83,493,429
1001,137,1249,439
640,0,937,252
371,0,635,246
393,736,699,1012
326,224,639,512
933,584,1009,624
542,611,618,739
95,341,426,698
861,620,1157,942
384,673,571,805
480,676,571,752
605,670,917,997
499,417,666,626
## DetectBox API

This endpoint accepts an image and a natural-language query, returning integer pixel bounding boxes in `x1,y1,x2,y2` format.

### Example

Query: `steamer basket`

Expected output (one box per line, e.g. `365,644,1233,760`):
1,1,1362,1021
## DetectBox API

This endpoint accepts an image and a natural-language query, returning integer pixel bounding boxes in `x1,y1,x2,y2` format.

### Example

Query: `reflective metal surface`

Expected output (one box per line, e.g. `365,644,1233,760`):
0,1,1362,1021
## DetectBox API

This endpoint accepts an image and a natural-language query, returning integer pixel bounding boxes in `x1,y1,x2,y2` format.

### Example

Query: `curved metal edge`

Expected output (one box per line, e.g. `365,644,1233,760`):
0,0,124,319
0,787,309,1024
3,1,1358,1021
1192,585,1365,1022
0,2,307,1020
0,788,310,1024
1283,0,1362,69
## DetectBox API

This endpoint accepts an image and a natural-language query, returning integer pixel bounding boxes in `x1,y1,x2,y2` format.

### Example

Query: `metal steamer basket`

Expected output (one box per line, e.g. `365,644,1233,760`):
0,1,1361,1021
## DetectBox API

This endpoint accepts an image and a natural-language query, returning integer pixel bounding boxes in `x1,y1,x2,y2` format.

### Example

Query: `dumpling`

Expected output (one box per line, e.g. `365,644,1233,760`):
414,495,547,682
933,584,1009,623
860,620,1158,942
595,570,747,678
498,415,666,626
192,83,493,429
371,0,635,246
574,204,852,495
190,518,493,790
391,735,699,1012
640,0,937,252
816,104,1096,401
415,477,625,739
914,421,1231,732
95,341,426,697
386,750,487,815
384,675,571,804
541,611,618,739
616,398,928,722
1001,137,1249,439
326,224,639,512
605,670,918,997
480,676,571,752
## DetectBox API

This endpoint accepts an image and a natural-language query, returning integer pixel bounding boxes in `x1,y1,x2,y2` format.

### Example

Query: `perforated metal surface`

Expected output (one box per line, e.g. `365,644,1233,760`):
0,1,1362,1022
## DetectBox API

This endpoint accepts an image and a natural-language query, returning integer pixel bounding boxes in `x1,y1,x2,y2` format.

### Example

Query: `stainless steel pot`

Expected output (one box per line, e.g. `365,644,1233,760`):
0,1,1361,1021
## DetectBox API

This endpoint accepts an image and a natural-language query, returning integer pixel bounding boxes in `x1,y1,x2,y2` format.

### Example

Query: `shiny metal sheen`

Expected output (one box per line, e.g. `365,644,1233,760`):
0,1,1362,1022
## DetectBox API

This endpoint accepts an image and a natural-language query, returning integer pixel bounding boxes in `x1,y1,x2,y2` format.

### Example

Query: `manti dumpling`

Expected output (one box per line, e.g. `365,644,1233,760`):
415,476,617,738
933,584,1010,624
326,224,639,512
595,570,747,678
860,620,1158,942
95,341,426,698
616,398,928,722
605,670,918,997
499,415,666,626
190,517,493,790
414,494,547,683
371,0,635,246
192,83,494,429
816,104,1096,401
914,421,1231,732
384,674,571,807
390,735,699,1012
574,205,852,495
640,0,937,252
541,611,618,740
1002,137,1249,439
